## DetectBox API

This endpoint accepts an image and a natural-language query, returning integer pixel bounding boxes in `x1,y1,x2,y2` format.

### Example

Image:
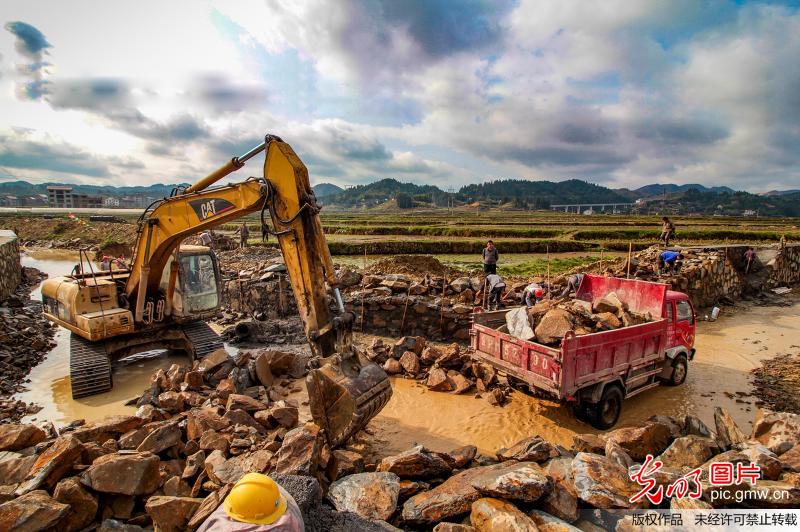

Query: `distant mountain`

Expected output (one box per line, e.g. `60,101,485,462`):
325,178,444,207
312,183,344,197
459,179,630,205
633,183,736,197
762,189,800,197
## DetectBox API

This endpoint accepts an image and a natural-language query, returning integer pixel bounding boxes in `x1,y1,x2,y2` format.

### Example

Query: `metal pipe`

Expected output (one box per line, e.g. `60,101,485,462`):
184,140,267,194
333,287,345,314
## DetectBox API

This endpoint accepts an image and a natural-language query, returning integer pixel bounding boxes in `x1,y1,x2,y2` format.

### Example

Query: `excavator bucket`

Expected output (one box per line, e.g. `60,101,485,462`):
307,354,393,448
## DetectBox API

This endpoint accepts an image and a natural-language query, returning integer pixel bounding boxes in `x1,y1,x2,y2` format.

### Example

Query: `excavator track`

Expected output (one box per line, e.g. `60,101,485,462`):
182,321,224,360
69,333,112,399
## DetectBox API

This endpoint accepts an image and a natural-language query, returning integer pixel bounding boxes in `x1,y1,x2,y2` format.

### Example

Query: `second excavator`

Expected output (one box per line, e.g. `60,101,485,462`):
40,134,392,447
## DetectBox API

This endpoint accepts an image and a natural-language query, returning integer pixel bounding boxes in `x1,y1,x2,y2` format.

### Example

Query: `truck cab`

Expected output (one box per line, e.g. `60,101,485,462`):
664,290,696,359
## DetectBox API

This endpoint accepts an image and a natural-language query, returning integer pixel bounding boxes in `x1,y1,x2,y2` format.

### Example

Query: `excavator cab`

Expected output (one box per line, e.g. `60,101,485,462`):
160,246,222,320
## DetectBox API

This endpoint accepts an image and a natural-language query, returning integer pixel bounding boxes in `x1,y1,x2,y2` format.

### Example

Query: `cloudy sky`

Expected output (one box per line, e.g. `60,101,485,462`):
1,0,799,191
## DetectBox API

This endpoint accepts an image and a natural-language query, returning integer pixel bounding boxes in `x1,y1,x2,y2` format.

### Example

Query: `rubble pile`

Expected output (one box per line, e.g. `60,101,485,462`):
0,346,394,530
751,353,800,415
575,244,800,309
216,246,282,274
2,399,799,530
0,267,56,423
503,292,652,347
365,336,513,406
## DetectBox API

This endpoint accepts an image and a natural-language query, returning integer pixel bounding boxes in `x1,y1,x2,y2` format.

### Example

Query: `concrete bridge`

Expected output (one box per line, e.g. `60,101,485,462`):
550,203,636,213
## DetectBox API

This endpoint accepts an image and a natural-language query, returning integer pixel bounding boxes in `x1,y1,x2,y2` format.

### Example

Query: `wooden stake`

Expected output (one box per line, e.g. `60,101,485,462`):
599,249,604,273
546,245,551,290
627,242,633,279
440,273,447,333
400,283,412,334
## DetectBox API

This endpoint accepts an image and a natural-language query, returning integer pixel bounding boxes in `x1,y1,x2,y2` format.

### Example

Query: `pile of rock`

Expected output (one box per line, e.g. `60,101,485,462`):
0,345,394,530
504,292,651,346
0,266,56,423
366,336,513,406
330,406,800,530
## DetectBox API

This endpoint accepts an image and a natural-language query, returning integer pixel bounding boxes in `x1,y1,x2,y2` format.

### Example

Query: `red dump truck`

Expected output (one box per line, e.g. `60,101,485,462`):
471,275,696,429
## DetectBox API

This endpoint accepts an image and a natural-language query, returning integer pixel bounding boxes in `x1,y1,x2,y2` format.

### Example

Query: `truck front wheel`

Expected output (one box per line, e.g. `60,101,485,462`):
591,385,623,430
667,355,688,386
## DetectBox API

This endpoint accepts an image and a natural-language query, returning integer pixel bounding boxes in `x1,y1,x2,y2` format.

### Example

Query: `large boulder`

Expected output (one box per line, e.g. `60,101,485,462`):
656,436,719,469
402,466,486,524
0,452,37,484
145,496,204,532
327,472,401,521
0,490,69,531
751,409,800,455
714,407,746,450
534,308,574,345
541,457,578,523
273,423,324,476
528,510,583,532
780,444,800,472
226,393,267,412
204,450,245,485
378,445,452,479
604,440,634,470
470,497,538,532
393,336,426,357
71,415,144,445
605,422,673,461
53,477,98,532
399,351,421,376
497,436,553,463
80,452,161,496
327,449,365,481
739,442,782,480
17,434,84,494
444,445,477,469
469,461,552,503
137,422,182,454
0,424,46,452
187,408,230,441
426,367,455,392
571,452,641,509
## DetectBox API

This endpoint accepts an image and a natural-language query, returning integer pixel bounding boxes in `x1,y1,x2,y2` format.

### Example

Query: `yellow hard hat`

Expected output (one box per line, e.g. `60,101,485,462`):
223,473,288,525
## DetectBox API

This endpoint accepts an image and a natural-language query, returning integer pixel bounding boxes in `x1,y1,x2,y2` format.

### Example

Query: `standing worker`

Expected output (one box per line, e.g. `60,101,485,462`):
199,230,213,248
744,247,756,274
658,250,683,274
482,240,499,275
660,217,676,247
197,473,304,531
484,273,506,310
237,223,250,248
523,281,544,307
261,223,269,243
560,273,585,298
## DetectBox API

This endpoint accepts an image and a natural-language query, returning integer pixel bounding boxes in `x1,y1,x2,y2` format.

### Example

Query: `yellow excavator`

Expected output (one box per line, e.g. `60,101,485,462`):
40,134,392,447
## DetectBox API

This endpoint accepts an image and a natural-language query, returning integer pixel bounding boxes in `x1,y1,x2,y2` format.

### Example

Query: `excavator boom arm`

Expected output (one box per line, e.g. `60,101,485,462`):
125,178,268,312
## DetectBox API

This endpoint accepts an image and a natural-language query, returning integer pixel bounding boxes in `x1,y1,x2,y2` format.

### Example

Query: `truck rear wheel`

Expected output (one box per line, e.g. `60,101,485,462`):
667,355,688,386
591,385,623,430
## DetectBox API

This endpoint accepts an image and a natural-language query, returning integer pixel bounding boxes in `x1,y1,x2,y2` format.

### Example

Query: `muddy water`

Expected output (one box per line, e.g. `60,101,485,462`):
365,299,800,458
18,250,190,425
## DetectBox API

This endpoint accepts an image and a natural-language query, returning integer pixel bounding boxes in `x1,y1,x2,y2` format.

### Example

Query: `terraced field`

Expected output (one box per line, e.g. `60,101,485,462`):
3,207,798,277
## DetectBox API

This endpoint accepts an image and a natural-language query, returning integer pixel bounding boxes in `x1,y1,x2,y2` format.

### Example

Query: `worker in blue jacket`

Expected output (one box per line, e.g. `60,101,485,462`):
659,250,683,274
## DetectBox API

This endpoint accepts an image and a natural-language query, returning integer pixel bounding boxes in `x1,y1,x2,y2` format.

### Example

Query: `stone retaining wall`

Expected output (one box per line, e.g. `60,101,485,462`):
0,230,21,302
631,244,800,308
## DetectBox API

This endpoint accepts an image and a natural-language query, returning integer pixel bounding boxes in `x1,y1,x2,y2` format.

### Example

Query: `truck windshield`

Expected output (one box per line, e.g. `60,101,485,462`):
180,254,218,312
676,300,693,323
